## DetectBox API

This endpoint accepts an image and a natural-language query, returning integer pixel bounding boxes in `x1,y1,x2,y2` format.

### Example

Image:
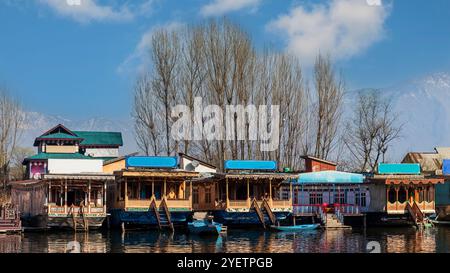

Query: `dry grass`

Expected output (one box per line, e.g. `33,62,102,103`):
0,188,11,205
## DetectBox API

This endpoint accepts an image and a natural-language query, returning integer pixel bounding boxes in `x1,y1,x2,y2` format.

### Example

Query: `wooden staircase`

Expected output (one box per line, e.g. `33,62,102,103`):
250,199,277,228
406,202,425,228
251,199,266,228
69,204,88,232
150,198,174,231
261,199,277,226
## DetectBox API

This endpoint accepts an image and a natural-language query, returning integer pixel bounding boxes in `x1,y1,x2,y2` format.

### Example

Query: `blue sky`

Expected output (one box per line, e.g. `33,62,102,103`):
1,0,450,120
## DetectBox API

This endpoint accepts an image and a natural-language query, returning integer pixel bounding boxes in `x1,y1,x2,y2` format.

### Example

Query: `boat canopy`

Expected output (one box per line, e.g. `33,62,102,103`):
294,171,364,184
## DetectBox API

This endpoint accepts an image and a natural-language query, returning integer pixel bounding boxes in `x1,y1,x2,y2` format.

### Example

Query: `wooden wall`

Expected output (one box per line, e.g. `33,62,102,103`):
10,183,47,218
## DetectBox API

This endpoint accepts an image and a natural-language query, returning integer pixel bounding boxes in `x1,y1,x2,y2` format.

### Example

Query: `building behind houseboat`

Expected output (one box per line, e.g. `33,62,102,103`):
10,124,123,230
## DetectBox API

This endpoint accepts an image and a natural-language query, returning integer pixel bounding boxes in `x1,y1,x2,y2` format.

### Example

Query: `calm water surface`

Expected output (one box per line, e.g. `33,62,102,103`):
1,227,449,253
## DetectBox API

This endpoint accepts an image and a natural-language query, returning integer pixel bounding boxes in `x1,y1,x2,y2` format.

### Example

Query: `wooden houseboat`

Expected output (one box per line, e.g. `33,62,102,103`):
10,124,123,230
193,160,298,228
108,155,216,230
366,163,444,227
402,148,450,221
0,203,22,233
292,156,368,228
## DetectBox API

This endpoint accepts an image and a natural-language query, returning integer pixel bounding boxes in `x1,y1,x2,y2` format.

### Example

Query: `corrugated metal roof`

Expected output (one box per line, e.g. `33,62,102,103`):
294,171,364,184
74,131,123,146
24,153,95,162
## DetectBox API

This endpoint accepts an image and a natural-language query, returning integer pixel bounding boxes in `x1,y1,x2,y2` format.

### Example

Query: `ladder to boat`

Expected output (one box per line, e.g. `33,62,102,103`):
406,202,425,228
150,198,174,231
251,199,266,229
70,204,88,232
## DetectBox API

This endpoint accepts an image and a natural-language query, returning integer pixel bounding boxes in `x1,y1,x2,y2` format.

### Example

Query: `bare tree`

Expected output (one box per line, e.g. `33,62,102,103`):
344,90,402,172
312,54,344,160
0,90,24,188
10,147,34,181
133,76,162,156
151,29,180,156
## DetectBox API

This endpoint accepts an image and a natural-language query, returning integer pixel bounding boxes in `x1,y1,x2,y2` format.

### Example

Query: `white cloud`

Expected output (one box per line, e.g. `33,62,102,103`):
267,0,390,65
37,0,154,23
117,22,185,75
200,0,261,17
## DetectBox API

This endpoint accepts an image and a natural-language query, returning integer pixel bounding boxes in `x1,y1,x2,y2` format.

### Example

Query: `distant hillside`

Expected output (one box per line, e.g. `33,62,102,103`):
347,72,450,161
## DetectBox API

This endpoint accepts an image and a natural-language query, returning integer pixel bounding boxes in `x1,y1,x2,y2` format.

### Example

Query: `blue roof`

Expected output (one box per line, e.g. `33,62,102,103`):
126,156,178,169
224,160,277,171
294,171,364,184
378,163,420,175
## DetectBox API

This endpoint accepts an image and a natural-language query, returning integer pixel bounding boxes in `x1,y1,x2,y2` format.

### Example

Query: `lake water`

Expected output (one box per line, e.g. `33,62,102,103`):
1,227,449,253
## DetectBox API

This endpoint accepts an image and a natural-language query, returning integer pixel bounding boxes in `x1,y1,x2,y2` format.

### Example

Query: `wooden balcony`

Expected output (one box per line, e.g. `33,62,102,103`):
47,205,106,215
125,198,191,210
227,199,292,210
387,201,435,214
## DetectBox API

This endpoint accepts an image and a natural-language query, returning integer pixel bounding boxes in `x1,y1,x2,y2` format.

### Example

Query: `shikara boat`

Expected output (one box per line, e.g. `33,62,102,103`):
188,220,223,235
270,224,320,232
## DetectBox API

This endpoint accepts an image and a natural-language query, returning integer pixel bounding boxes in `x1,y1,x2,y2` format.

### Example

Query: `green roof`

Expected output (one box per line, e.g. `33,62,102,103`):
38,133,81,140
24,153,95,162
73,131,123,146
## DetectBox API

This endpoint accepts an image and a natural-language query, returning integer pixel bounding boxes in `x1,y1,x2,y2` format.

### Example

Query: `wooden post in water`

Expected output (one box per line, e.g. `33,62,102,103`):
226,178,229,208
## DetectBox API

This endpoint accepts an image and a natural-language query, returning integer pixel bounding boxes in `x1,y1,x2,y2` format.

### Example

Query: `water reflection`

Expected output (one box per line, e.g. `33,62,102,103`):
0,227,449,253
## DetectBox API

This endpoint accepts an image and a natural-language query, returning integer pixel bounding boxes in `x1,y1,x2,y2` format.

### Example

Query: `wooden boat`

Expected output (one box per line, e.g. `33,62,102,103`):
429,219,450,226
188,220,223,235
270,224,320,232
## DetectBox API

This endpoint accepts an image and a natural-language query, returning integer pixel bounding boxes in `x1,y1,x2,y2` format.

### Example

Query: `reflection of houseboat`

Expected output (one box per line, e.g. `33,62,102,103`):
194,160,297,228
402,148,450,221
10,124,123,230
366,163,444,227
108,155,215,230
292,156,368,228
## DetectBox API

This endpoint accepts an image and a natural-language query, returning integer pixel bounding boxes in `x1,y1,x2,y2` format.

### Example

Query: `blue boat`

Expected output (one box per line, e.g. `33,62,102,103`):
188,220,223,235
270,224,320,232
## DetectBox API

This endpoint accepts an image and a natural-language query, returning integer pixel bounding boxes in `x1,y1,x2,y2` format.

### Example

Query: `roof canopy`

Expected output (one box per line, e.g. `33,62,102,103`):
126,156,178,169
33,124,123,147
378,163,420,175
224,160,277,171
295,171,364,184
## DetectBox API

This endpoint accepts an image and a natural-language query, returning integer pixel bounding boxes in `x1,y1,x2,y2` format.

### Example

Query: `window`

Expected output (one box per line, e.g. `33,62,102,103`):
193,187,199,205
356,192,367,207
334,191,346,204
205,187,211,204
309,192,323,205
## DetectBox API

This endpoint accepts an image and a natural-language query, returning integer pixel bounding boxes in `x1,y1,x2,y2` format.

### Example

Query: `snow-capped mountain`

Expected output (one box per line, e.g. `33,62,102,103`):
348,72,450,161
19,112,138,155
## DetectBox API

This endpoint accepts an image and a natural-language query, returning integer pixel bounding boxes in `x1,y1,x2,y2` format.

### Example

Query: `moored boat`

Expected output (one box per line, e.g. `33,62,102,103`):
188,219,223,235
270,224,320,232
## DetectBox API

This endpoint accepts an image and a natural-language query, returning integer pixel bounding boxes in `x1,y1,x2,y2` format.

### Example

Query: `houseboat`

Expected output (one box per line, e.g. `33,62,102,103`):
365,163,444,227
108,154,216,230
10,124,123,230
292,156,368,228
402,148,450,221
193,160,298,228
